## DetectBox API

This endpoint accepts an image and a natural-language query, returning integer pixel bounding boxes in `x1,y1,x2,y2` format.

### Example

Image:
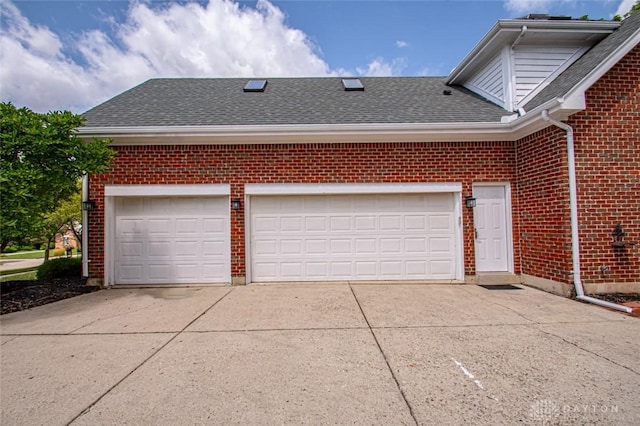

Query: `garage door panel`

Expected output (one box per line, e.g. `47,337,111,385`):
115,196,229,285
250,193,457,282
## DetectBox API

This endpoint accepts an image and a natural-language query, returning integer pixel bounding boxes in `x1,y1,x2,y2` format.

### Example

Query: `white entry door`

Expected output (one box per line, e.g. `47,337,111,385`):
473,185,511,272
250,193,457,282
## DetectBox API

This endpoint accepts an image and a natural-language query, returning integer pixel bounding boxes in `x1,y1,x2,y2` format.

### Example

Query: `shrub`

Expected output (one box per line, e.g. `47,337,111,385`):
37,258,82,281
51,248,67,257
2,245,18,253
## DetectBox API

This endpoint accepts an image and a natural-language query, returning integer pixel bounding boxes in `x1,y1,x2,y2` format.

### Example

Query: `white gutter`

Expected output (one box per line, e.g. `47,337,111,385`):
541,110,632,314
81,174,89,278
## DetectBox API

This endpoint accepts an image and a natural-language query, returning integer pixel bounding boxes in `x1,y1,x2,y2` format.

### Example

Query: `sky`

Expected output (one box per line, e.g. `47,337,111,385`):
0,0,635,113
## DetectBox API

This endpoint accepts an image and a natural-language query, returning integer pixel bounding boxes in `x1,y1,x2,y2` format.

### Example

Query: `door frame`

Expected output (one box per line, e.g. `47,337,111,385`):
244,183,465,283
472,182,514,274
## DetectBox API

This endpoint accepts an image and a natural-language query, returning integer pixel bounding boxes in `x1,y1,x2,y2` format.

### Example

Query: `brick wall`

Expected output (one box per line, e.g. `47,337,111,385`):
516,45,640,286
89,141,519,281
568,44,640,284
515,127,572,283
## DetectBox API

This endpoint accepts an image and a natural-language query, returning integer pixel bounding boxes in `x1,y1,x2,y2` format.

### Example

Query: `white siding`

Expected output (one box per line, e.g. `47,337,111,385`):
514,45,586,104
467,53,504,104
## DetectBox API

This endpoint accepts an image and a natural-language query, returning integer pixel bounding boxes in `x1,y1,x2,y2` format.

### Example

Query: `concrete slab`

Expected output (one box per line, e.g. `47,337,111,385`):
537,320,640,374
0,333,172,426
375,325,640,425
72,329,414,425
187,285,367,331
352,284,532,328
464,284,630,323
0,287,231,335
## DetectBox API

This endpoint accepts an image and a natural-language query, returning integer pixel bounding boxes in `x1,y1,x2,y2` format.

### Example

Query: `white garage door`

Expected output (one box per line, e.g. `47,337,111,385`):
114,197,230,285
250,193,456,282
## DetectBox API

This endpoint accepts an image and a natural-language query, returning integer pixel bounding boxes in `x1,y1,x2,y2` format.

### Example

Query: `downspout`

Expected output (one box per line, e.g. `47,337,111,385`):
541,110,632,314
81,174,89,278
509,26,527,112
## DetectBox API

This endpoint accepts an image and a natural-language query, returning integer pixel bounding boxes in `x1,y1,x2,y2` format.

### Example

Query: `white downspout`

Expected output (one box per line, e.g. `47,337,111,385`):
541,110,632,314
81,174,89,278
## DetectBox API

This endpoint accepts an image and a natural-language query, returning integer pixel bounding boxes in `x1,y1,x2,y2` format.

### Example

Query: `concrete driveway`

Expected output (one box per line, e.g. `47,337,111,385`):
1,284,638,425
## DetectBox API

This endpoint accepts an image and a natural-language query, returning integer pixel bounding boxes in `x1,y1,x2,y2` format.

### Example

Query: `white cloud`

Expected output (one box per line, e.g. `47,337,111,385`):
0,0,333,113
396,40,408,48
615,0,636,17
503,0,555,15
356,57,408,77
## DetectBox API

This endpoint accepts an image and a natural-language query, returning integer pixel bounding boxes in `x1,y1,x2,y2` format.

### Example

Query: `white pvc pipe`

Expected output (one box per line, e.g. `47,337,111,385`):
81,174,89,278
541,110,632,314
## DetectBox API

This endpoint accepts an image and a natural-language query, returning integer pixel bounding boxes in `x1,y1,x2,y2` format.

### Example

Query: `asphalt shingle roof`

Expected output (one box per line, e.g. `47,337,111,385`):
525,11,640,111
83,77,507,127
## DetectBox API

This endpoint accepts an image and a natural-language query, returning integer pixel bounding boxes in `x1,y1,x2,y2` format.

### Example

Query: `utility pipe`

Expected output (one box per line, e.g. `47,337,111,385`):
541,110,632,314
81,174,89,278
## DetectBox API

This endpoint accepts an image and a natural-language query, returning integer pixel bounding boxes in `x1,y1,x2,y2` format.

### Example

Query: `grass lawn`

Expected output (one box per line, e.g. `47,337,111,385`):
0,271,37,282
0,250,45,260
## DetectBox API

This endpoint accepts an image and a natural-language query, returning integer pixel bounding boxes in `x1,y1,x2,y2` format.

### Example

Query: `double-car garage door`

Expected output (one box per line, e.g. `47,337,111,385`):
111,187,459,285
250,193,456,282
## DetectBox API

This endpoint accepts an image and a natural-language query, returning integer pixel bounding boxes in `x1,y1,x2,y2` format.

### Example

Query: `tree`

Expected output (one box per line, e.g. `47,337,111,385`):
40,186,82,261
0,103,115,251
614,0,640,20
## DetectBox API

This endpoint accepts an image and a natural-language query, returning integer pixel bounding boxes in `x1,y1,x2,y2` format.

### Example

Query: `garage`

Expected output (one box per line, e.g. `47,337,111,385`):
248,186,461,282
113,195,230,285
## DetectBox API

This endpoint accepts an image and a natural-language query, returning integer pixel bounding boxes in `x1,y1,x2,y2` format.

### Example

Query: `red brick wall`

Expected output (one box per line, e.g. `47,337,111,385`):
89,141,519,281
515,127,572,283
568,44,640,284
516,45,640,286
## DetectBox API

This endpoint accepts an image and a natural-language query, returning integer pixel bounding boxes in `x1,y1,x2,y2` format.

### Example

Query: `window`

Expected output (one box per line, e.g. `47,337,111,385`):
244,79,267,92
341,78,364,91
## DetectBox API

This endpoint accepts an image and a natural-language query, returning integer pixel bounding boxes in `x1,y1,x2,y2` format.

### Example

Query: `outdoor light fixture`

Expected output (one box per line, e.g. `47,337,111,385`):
465,196,476,209
82,200,96,211
231,198,241,211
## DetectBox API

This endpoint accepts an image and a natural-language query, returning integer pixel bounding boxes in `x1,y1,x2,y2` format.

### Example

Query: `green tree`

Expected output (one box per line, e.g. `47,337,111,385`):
40,186,82,261
614,0,640,20
0,103,114,251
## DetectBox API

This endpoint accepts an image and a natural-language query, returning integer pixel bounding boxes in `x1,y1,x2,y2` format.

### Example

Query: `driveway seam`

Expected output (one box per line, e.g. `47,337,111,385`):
65,287,234,426
534,327,640,376
348,284,419,426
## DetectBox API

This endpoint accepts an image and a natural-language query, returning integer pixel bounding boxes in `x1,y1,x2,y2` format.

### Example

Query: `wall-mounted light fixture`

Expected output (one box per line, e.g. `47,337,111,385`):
231,198,241,211
82,200,96,211
465,196,476,209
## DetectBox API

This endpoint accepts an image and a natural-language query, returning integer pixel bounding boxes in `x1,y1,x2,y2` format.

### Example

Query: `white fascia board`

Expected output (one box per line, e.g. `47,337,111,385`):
80,122,522,145
105,184,230,197
245,183,462,195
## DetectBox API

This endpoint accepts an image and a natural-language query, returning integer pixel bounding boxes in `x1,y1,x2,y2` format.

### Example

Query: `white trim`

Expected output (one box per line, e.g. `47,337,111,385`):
454,192,465,281
245,183,462,196
104,196,116,288
472,182,515,274
104,184,230,197
563,28,640,107
244,193,252,284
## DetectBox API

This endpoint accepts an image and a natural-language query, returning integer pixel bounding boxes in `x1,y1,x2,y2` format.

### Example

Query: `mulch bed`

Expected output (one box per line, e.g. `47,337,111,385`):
1,276,99,315
590,293,640,304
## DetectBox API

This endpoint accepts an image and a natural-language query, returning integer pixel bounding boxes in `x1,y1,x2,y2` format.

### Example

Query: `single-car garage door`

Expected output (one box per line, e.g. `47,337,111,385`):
114,196,230,285
250,193,456,282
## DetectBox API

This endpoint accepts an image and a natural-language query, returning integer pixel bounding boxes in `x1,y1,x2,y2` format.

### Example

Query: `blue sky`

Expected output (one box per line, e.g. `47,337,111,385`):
1,0,634,112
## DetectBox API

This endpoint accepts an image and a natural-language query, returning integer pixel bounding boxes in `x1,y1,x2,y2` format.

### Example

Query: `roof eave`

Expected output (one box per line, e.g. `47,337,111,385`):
78,110,570,145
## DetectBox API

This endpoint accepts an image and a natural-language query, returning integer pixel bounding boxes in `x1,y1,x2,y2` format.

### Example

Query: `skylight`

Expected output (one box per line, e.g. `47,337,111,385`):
244,79,267,92
342,78,364,91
